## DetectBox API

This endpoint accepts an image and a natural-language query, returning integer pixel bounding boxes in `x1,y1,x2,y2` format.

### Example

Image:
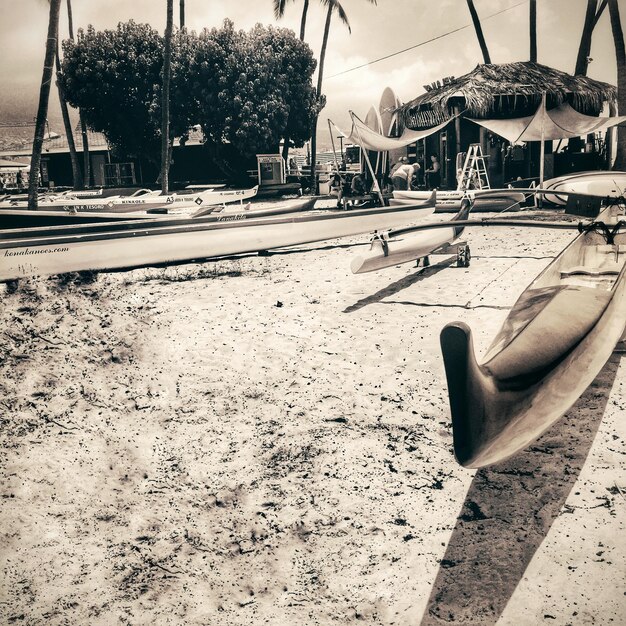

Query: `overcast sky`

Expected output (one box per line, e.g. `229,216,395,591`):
0,0,619,146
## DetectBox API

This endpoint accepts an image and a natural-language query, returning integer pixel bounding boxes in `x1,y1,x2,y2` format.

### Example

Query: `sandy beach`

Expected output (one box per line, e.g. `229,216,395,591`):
1,210,624,625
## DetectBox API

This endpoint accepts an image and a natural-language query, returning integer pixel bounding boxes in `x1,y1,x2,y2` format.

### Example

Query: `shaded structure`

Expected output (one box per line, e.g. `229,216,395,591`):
395,62,618,188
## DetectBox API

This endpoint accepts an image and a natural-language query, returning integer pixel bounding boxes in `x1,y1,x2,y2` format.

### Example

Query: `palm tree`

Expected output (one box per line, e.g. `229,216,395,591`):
55,36,83,188
529,0,537,62
575,0,609,75
309,0,375,193
576,0,600,75
29,0,62,209
608,0,626,169
274,0,311,162
273,0,310,41
466,0,491,64
66,0,91,187
161,0,174,193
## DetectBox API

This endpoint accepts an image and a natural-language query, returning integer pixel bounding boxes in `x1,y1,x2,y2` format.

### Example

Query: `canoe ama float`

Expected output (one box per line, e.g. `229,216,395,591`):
351,198,471,273
440,203,626,467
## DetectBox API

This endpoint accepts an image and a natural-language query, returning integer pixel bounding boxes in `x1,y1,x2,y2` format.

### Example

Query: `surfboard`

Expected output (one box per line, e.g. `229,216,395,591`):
379,87,405,172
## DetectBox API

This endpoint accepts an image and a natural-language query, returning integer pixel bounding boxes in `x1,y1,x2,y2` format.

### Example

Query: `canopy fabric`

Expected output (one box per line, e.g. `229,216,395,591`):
469,102,626,144
330,113,453,151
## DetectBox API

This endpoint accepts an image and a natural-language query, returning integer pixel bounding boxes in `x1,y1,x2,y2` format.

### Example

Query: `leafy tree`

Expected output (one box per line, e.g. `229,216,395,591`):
192,20,317,174
61,19,316,181
29,0,62,209
61,21,195,167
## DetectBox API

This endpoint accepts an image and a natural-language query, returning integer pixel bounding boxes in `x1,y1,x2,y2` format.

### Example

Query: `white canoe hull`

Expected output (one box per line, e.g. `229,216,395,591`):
392,189,525,211
0,203,434,281
542,171,626,205
3,186,259,213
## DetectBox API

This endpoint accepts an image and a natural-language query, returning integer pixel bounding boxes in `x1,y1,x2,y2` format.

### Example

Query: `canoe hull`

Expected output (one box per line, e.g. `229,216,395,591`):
440,205,626,467
0,203,434,281
2,186,259,213
392,189,525,212
0,209,164,229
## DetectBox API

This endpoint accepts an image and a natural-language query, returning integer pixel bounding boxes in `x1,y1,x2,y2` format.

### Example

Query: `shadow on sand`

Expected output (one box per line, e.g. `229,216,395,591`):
344,257,457,314
421,352,623,625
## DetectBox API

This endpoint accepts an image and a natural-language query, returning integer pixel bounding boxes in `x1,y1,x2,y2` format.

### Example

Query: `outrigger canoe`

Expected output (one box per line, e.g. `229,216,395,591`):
0,197,317,230
1,185,259,214
0,198,435,282
392,188,525,212
440,202,626,468
351,198,472,273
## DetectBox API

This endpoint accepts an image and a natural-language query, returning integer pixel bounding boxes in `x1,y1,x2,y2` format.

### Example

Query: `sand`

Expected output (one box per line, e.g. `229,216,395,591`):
0,210,624,625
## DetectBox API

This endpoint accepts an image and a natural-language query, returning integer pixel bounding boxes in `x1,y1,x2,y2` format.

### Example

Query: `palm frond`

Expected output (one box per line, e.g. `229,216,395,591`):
273,0,291,20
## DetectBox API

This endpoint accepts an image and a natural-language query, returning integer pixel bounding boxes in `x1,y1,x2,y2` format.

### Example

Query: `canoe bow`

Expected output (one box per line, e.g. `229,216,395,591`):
440,207,626,468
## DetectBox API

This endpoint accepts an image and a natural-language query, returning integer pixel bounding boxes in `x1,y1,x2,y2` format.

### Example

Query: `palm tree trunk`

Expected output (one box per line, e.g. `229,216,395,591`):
55,41,83,189
66,0,91,186
161,0,174,194
180,0,185,28
309,4,333,193
281,0,311,166
466,0,491,64
575,0,598,75
299,0,310,40
29,0,61,209
529,0,537,62
80,117,91,187
608,0,626,169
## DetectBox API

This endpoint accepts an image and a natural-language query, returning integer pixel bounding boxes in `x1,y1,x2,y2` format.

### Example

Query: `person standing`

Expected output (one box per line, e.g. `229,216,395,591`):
425,154,441,189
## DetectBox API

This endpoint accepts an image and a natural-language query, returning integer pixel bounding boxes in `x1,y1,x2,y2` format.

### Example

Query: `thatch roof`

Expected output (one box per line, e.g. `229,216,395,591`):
399,61,617,130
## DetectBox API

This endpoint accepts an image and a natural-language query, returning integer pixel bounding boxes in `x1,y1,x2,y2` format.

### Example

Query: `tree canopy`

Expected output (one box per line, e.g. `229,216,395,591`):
60,19,318,167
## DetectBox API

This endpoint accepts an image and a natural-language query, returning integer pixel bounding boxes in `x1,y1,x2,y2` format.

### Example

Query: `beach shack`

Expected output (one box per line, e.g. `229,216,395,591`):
394,61,618,189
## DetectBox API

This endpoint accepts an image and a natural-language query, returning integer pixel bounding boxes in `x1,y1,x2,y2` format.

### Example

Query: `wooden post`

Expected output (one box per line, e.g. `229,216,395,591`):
327,119,342,173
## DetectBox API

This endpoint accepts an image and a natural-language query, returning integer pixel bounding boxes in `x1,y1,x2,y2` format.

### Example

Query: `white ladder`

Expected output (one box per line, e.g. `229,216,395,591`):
458,144,490,191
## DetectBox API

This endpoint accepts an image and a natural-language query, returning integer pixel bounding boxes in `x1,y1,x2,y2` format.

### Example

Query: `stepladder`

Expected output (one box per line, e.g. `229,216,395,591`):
457,144,490,191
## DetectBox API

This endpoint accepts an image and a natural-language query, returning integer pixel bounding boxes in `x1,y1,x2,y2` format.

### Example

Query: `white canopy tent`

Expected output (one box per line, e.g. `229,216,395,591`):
330,113,453,152
328,112,455,202
468,102,626,144
469,97,626,196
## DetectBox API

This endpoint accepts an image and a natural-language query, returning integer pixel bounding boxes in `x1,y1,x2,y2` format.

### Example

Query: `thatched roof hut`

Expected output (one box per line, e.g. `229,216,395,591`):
399,61,616,130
